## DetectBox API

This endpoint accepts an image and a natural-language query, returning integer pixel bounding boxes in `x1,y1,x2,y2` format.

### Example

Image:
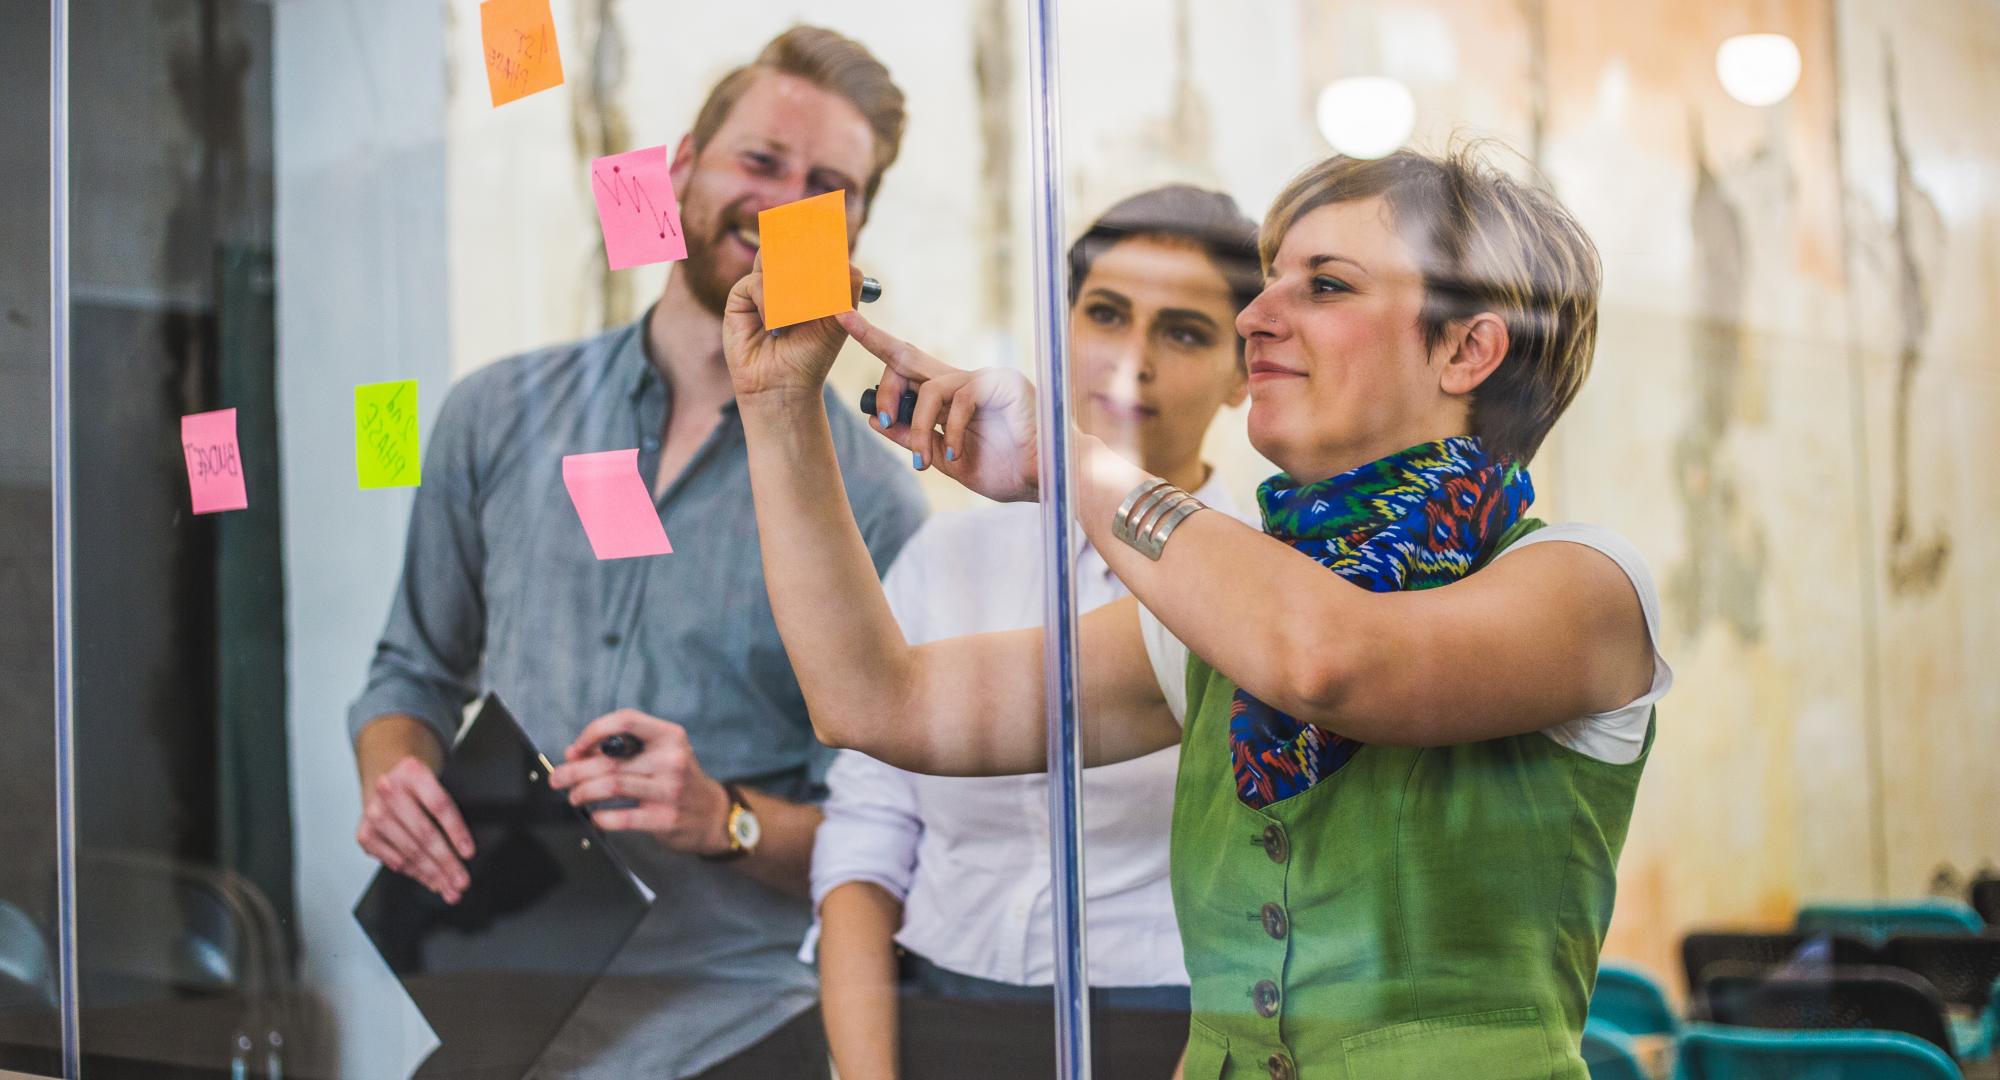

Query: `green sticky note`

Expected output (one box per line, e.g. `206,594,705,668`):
354,380,421,489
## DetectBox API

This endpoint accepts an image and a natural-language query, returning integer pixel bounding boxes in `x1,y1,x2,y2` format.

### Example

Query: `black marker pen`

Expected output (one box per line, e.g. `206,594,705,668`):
585,732,644,812
859,386,918,428
598,732,643,759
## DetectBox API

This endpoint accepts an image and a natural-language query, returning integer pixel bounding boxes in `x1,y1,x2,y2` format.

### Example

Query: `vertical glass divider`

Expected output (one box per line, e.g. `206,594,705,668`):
1024,0,1091,1076
48,0,81,1075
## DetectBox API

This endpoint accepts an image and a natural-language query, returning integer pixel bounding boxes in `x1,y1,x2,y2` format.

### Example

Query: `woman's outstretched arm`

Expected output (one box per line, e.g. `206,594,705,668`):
840,313,1658,747
722,266,1180,775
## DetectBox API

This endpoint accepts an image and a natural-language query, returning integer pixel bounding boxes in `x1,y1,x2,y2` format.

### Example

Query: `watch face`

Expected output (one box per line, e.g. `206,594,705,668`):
731,807,761,852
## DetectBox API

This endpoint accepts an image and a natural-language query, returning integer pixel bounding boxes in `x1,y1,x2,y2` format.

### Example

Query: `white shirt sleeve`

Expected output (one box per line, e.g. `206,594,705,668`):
800,749,923,962
1137,602,1193,728
797,529,942,962
1492,522,1673,765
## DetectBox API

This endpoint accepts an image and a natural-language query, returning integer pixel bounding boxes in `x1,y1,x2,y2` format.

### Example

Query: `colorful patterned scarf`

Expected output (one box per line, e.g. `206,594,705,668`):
1231,436,1534,809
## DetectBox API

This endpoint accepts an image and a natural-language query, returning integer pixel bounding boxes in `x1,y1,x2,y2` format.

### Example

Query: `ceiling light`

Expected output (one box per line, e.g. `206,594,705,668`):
1716,33,1801,107
1315,77,1416,159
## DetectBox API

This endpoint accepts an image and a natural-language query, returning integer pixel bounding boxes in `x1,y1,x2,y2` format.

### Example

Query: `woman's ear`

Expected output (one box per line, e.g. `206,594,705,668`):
1439,312,1509,396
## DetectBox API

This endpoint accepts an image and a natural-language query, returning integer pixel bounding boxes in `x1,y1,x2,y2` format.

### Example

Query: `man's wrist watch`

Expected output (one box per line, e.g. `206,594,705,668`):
701,782,760,862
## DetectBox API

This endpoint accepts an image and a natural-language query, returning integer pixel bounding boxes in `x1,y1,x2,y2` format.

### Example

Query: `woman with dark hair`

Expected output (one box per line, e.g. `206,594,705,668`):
723,147,1671,1079
812,186,1261,1080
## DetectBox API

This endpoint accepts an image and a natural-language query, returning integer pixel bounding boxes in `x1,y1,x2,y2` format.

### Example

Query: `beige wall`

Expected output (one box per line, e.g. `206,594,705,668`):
438,0,2000,997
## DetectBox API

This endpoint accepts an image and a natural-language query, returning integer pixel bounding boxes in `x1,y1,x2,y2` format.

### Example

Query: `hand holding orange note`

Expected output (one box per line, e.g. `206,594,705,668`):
480,0,563,107
758,191,854,330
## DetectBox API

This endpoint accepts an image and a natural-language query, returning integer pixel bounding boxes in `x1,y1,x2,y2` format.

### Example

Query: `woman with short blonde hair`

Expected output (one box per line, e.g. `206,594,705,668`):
723,146,1671,1079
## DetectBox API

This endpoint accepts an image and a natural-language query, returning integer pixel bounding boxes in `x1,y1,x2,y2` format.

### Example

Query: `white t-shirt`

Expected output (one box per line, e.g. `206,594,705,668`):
1137,521,1671,764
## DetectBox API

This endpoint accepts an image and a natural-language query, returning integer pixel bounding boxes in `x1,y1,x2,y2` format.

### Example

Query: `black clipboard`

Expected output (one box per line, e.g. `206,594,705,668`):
352,694,653,1080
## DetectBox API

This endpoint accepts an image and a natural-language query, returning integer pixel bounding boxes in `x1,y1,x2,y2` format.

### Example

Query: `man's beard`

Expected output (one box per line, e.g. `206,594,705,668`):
679,193,755,317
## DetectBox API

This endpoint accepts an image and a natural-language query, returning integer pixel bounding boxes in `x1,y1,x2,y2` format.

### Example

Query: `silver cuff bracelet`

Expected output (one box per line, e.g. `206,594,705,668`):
1112,476,1206,560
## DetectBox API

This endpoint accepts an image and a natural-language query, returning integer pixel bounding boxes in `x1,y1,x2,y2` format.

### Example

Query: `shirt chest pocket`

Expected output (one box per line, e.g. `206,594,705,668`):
1341,1006,1553,1079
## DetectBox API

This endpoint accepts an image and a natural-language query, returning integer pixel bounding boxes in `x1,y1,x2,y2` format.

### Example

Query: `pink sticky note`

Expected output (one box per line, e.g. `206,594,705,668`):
590,146,687,271
562,449,672,560
181,408,248,515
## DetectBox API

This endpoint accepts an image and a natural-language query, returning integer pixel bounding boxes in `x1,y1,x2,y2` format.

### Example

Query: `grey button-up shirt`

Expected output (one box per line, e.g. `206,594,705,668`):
347,315,927,1078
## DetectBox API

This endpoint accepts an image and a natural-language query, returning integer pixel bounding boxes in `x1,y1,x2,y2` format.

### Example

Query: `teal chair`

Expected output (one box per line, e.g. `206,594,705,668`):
1675,1023,1962,1080
1591,961,1681,1036
1796,899,1984,943
1581,1018,1648,1080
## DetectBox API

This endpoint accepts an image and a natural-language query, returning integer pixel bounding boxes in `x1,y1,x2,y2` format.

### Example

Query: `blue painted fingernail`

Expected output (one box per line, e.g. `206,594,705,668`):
945,447,957,462
879,411,893,428
912,451,924,470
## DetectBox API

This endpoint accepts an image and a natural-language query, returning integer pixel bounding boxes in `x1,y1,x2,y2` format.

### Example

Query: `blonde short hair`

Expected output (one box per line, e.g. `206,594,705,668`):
691,26,907,207
1260,147,1601,464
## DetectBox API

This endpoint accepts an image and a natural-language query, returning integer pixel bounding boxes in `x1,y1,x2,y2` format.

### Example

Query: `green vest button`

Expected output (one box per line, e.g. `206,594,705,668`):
1253,979,1280,1017
1260,902,1289,940
1265,1051,1296,1080
1260,824,1289,863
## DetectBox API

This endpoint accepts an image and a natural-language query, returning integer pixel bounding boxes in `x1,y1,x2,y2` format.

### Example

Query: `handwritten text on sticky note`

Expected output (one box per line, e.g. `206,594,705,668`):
355,380,421,489
480,0,563,107
591,146,687,271
562,450,672,560
182,408,248,515
759,191,853,330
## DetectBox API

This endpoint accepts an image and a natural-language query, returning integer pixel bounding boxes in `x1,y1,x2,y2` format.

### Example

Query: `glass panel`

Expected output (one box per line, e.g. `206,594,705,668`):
0,1,62,1075
1062,3,2000,1079
52,2,2000,1078
58,2,1055,1078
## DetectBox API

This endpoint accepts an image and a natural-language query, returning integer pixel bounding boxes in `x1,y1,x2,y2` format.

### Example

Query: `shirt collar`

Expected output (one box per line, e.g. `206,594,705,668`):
619,305,742,418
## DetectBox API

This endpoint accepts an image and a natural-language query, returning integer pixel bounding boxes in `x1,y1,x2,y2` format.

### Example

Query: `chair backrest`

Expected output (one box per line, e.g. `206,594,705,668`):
1886,933,2000,1009
1798,899,1984,943
1675,1023,1961,1080
1971,877,2000,927
1682,930,1883,1010
1590,961,1680,1036
0,899,57,1010
1704,965,1956,1055
1581,1018,1648,1080
73,850,286,1008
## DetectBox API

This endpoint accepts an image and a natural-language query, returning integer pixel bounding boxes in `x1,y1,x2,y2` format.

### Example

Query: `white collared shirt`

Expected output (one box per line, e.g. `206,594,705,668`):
807,472,1248,988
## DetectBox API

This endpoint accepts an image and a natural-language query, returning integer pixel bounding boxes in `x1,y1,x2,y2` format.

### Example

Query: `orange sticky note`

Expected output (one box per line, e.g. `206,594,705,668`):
480,0,563,107
759,191,853,330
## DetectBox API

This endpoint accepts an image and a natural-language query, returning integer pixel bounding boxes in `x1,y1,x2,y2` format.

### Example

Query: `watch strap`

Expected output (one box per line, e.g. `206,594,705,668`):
699,782,751,862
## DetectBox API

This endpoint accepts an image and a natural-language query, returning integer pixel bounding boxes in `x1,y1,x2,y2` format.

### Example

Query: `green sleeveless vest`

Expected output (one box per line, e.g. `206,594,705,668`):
1170,519,1652,1080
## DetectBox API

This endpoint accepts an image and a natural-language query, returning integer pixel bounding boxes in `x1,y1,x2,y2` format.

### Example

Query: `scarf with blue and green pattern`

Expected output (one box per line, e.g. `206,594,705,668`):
1232,436,1533,808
